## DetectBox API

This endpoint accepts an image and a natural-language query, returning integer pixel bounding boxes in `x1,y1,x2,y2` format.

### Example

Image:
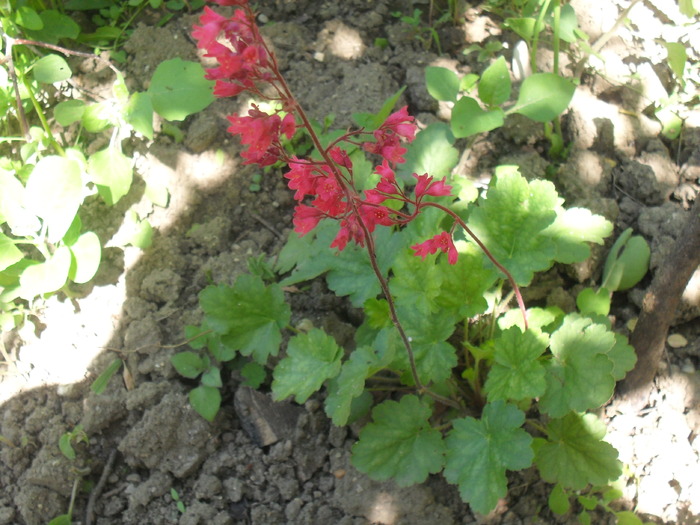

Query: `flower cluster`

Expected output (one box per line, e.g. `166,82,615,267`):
193,0,459,264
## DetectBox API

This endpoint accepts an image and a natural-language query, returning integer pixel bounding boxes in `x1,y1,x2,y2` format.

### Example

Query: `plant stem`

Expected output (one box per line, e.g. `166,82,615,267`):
530,0,551,73
424,201,528,329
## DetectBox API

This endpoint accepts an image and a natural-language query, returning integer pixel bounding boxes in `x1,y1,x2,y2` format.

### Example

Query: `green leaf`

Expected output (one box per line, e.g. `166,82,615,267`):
240,361,266,388
272,328,343,403
325,346,378,426
425,66,460,102
19,245,71,298
451,96,504,138
59,433,76,459
125,92,154,139
54,99,86,126
576,287,611,316
397,123,458,181
390,247,444,315
615,511,644,525
33,55,72,84
351,86,406,131
539,315,616,417
25,10,80,44
25,156,83,243
91,358,123,394
484,326,548,402
171,351,206,379
602,230,650,292
444,400,533,514
478,56,511,107
504,17,537,41
199,274,291,363
510,73,575,122
608,333,637,381
201,366,222,388
387,306,458,385
548,484,571,515
664,42,686,84
189,385,221,422
0,234,23,272
352,395,445,486
68,232,101,284
466,168,559,285
82,102,113,132
14,6,43,30
535,412,621,490
147,58,214,121
544,207,613,264
558,4,580,43
126,217,153,249
87,146,133,206
436,242,499,318
47,514,72,525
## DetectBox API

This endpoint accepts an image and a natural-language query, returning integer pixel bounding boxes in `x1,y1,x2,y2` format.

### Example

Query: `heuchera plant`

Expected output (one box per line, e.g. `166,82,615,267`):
173,0,639,517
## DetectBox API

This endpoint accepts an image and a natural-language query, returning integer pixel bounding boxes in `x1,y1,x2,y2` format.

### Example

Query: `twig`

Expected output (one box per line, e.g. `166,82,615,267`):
248,210,284,240
85,449,118,525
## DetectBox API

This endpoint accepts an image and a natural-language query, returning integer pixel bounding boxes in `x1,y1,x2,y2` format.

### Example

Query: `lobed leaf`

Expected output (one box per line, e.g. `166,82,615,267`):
466,168,559,285
484,326,548,402
535,412,621,490
444,400,533,514
325,346,378,426
199,274,291,364
352,395,445,486
272,328,343,403
397,122,459,181
539,315,616,417
544,207,612,264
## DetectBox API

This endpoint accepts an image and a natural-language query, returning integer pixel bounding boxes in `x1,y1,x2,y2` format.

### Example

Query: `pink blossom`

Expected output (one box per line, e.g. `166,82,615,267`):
411,231,458,265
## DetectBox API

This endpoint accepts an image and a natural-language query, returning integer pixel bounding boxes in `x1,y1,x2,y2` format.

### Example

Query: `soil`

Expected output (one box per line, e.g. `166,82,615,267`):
1,1,700,524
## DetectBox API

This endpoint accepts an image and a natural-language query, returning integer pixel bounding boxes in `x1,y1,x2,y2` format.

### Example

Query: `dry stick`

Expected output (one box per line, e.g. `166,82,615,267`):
618,197,700,407
85,449,118,525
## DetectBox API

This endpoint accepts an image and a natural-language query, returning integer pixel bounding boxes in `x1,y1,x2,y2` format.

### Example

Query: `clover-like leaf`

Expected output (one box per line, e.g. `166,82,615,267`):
444,400,533,514
467,168,559,285
484,326,548,402
539,315,616,417
199,274,291,363
272,328,343,403
325,346,378,426
352,395,445,486
535,412,622,490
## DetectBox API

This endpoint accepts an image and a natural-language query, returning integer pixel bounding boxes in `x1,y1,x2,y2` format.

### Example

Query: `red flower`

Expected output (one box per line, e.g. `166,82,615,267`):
382,106,418,142
411,231,458,264
413,173,453,198
293,205,325,236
